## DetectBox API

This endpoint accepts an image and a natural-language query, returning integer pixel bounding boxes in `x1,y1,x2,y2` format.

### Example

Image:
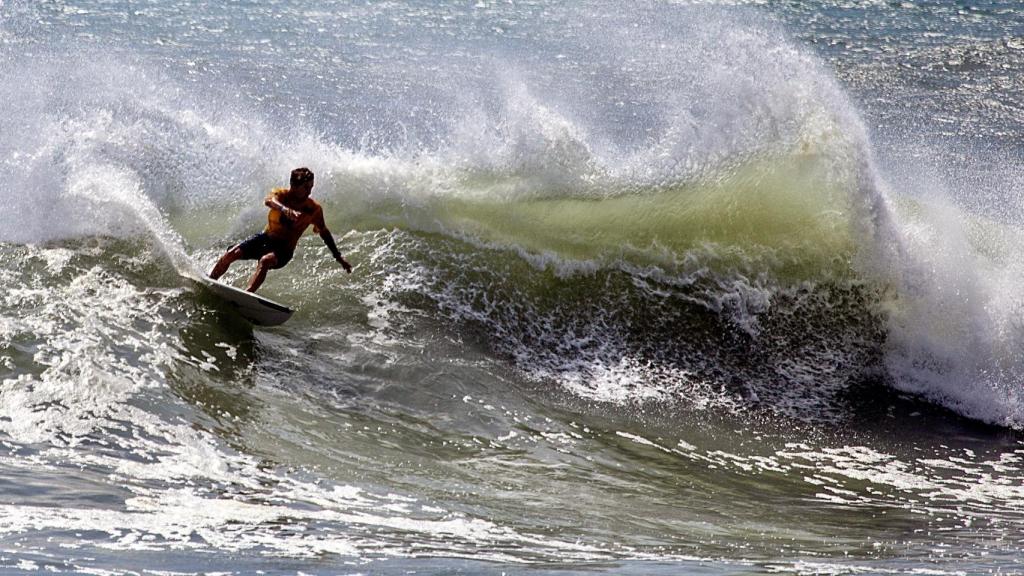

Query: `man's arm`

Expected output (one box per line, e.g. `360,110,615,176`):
265,196,301,220
319,228,353,273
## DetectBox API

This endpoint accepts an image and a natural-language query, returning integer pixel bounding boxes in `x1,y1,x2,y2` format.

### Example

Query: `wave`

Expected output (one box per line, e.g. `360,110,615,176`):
3,5,1024,429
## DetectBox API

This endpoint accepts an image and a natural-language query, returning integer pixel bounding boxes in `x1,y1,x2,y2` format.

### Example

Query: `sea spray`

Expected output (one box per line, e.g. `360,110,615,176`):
1,2,905,421
3,2,1024,572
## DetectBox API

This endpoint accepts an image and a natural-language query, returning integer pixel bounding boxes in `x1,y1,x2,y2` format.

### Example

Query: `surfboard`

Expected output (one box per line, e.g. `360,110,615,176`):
182,272,294,326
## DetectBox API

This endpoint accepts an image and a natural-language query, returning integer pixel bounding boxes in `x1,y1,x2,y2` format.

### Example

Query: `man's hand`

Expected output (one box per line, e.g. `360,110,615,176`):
320,228,351,273
266,197,303,222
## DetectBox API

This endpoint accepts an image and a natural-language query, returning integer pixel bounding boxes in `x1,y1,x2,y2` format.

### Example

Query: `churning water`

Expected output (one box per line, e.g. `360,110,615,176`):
3,1,1024,573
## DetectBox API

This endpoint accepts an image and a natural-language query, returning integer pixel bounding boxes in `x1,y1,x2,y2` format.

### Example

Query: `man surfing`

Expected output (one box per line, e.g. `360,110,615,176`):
210,167,352,292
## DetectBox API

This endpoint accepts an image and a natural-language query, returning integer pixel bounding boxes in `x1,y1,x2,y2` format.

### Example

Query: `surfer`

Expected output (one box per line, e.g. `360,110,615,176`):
209,167,353,292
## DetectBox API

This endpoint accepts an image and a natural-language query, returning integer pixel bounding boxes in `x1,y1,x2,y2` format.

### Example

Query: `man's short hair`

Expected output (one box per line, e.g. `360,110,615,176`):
291,167,315,186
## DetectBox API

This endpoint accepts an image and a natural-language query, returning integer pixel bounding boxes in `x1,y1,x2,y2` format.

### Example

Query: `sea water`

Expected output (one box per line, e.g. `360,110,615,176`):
2,1,1024,574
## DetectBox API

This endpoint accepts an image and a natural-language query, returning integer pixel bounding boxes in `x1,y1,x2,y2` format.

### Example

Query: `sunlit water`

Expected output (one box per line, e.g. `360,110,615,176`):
2,1,1024,574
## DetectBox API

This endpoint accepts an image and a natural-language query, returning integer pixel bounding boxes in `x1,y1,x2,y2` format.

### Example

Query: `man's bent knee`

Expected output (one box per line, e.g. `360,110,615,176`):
259,253,279,269
211,247,245,279
220,247,244,263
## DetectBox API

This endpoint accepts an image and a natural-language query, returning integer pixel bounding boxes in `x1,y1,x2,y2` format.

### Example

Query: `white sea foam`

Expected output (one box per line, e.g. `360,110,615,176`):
0,247,670,566
4,1,1016,433
4,2,1024,572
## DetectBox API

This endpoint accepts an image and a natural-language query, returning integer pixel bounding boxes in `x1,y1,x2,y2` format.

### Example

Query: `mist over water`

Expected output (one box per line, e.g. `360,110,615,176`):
3,1,1024,574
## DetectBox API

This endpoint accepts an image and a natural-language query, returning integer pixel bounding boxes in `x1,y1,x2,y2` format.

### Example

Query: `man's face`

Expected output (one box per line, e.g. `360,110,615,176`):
295,180,314,198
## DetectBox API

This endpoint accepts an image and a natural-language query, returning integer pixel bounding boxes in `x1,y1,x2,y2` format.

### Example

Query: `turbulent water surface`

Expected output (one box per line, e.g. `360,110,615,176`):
3,0,1024,574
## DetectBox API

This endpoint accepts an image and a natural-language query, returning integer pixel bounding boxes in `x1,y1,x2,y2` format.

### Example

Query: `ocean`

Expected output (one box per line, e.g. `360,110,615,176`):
3,0,1024,573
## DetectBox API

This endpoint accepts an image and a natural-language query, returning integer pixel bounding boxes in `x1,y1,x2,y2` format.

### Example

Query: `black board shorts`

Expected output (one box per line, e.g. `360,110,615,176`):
234,232,293,268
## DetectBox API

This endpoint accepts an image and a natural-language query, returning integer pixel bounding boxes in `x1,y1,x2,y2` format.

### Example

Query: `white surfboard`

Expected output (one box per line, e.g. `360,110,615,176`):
182,272,294,326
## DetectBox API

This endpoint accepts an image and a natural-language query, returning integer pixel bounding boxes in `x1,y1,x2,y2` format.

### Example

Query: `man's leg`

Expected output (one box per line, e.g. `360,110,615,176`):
246,253,278,292
210,247,243,280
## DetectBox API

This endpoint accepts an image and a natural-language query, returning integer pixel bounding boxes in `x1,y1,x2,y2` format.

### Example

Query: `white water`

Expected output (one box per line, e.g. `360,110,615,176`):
4,2,1024,573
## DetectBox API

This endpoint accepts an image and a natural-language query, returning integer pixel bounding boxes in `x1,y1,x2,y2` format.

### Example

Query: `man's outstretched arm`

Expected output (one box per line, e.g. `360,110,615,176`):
320,229,352,273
